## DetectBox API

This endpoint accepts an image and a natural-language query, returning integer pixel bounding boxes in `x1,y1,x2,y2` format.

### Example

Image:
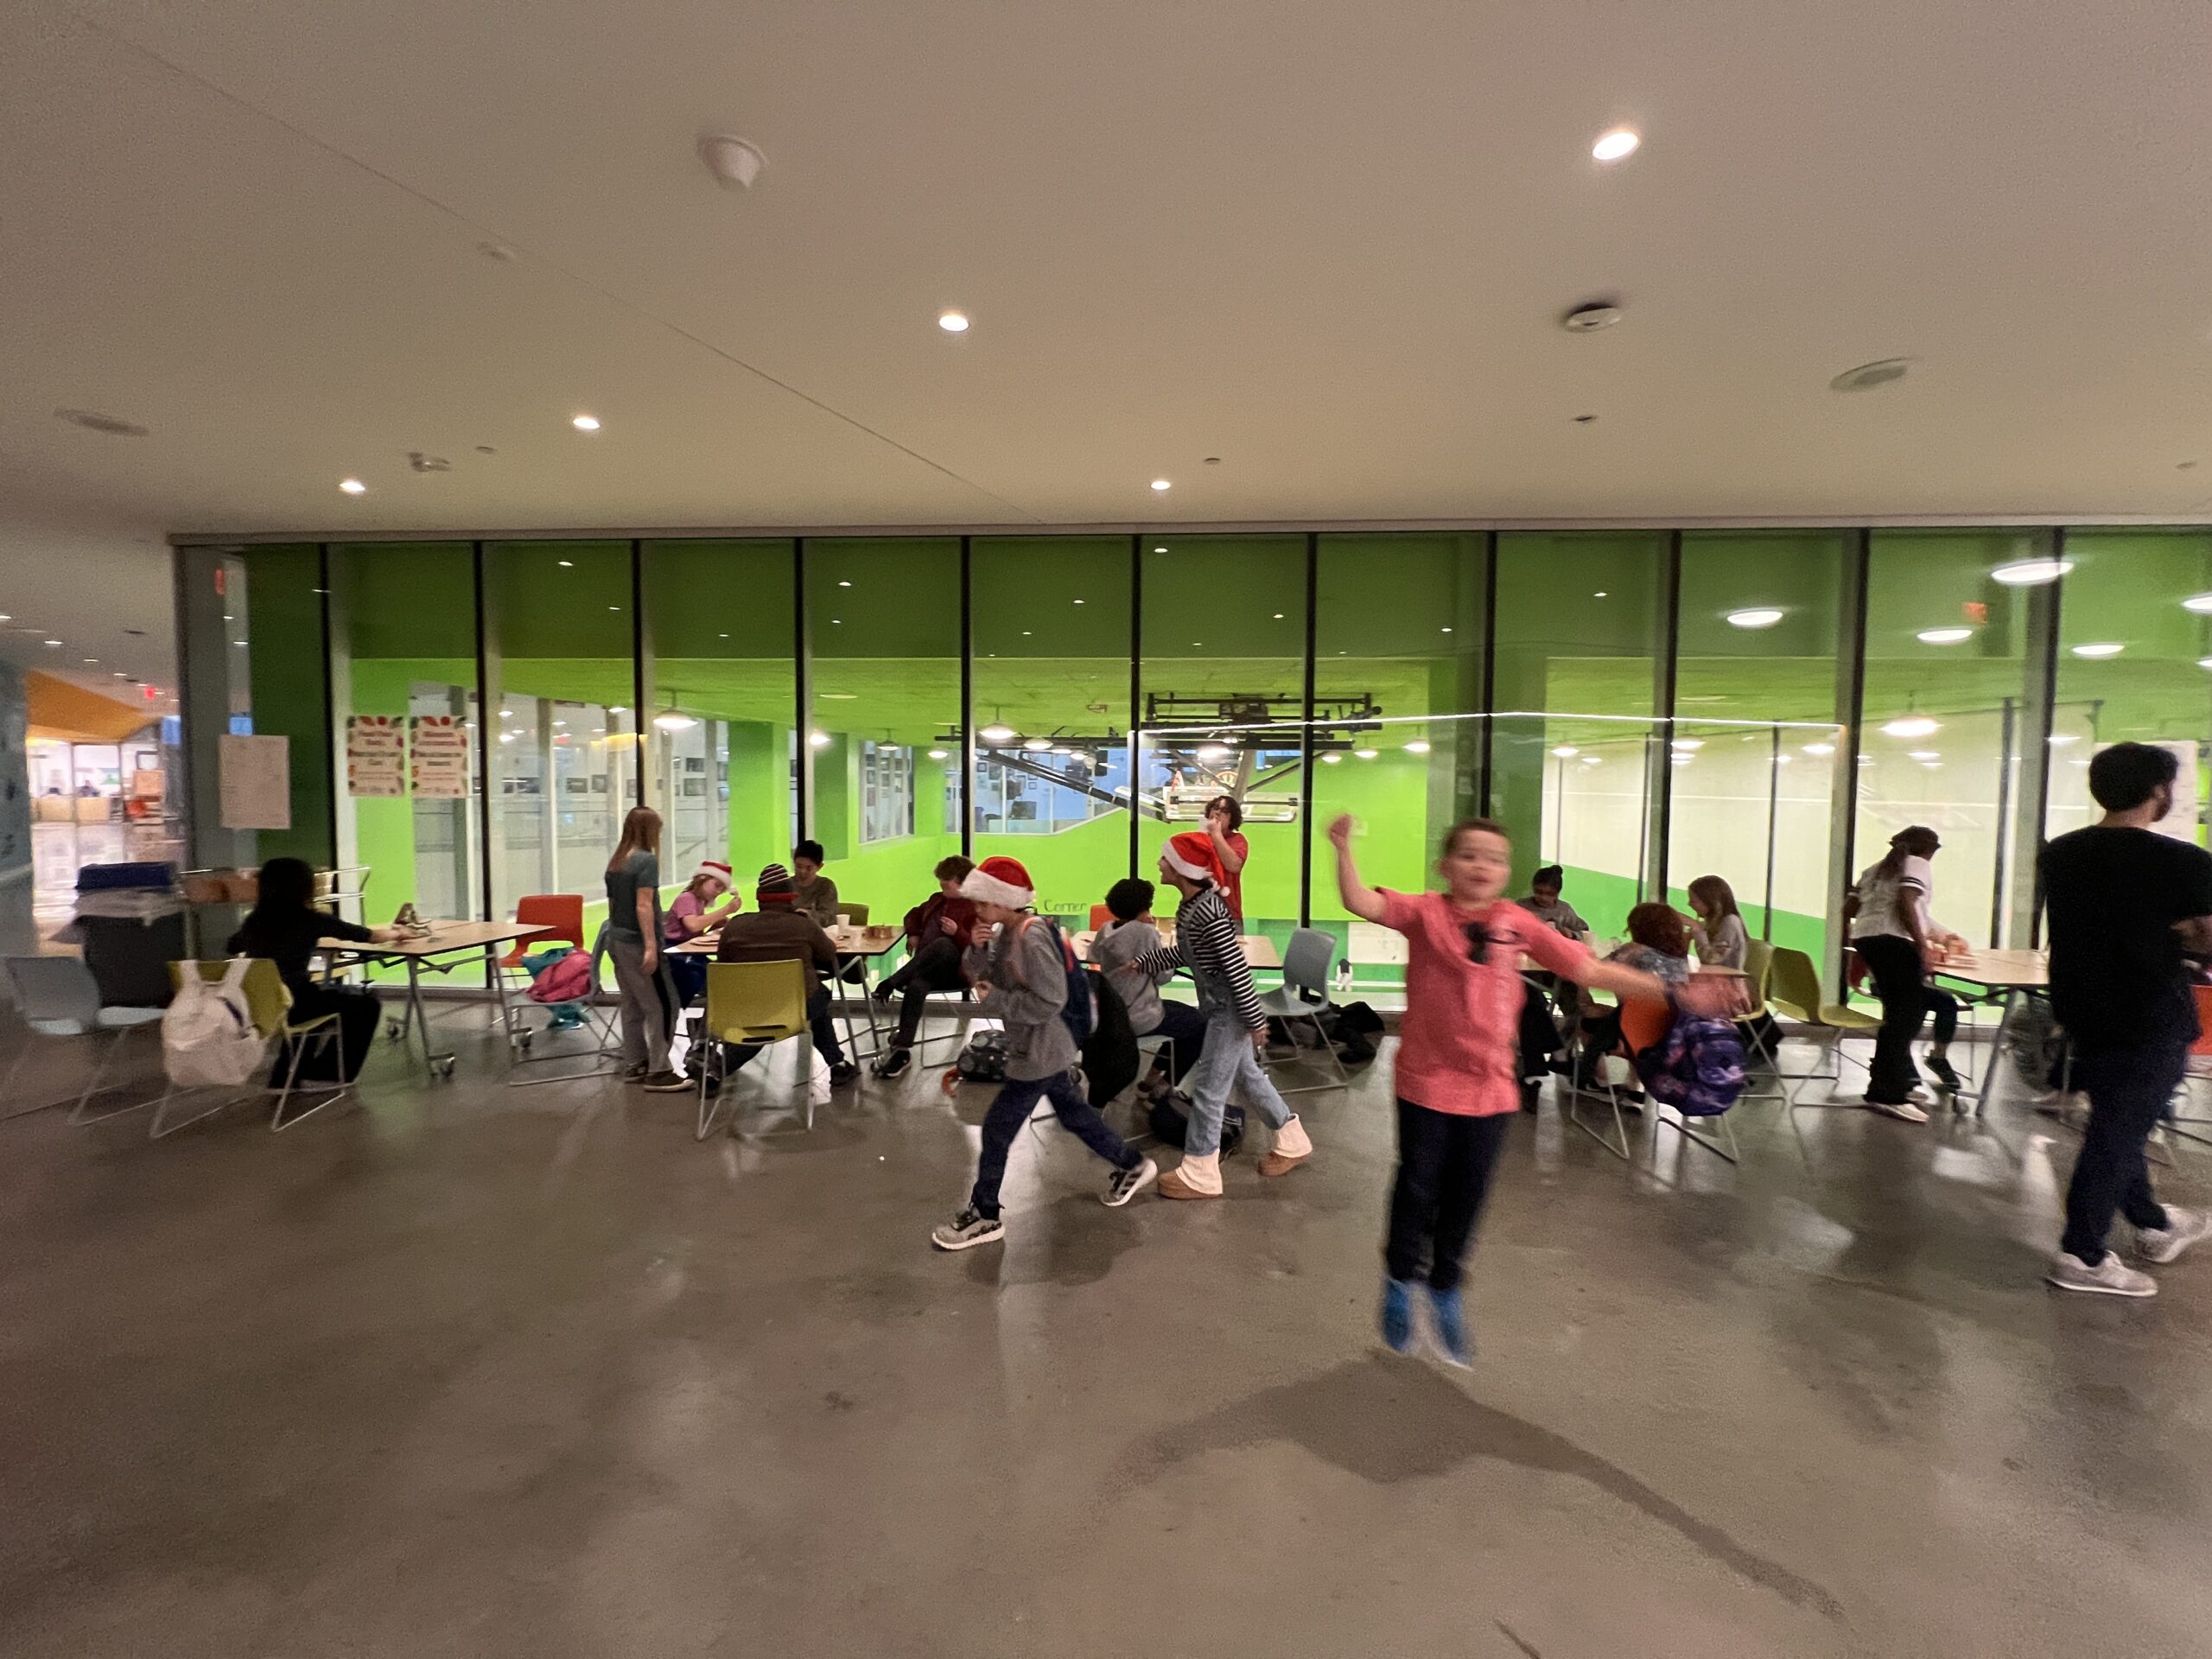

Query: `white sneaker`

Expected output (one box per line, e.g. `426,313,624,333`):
1865,1097,1929,1123
2138,1206,2211,1265
2045,1250,2157,1298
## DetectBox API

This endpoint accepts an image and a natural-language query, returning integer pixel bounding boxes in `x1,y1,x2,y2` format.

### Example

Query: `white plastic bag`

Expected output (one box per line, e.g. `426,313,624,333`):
162,958,269,1089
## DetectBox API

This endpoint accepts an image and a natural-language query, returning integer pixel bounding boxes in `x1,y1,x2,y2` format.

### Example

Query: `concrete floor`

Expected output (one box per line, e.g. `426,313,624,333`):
3,1010,2209,1659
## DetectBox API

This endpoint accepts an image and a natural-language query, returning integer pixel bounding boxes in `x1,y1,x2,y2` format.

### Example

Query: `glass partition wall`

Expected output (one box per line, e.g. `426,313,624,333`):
203,524,2158,1000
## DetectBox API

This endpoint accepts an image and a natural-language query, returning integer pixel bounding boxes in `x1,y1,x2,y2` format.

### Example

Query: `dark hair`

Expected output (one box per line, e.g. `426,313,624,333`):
1874,824,1941,880
1441,817,1510,859
249,856,317,918
1626,901,1690,958
1532,864,1565,891
1106,877,1155,922
1686,874,1739,921
793,839,826,866
2088,741,2179,812
933,855,975,882
1205,794,1243,831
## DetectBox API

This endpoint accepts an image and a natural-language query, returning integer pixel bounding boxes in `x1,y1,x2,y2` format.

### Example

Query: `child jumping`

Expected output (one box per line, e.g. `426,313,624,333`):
931,855,1157,1251
1327,813,1739,1364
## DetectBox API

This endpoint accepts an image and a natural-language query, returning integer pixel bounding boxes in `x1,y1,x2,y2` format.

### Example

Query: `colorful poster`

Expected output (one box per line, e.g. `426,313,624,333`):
346,715,407,798
219,734,291,830
410,715,471,798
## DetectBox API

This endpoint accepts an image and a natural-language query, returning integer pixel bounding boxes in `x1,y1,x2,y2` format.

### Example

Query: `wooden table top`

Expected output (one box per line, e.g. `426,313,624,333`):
320,919,553,957
673,925,904,958
1929,948,2049,990
1074,929,1284,971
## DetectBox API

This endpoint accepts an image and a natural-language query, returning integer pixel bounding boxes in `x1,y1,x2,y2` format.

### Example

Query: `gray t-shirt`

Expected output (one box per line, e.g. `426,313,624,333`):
606,850,660,942
1695,911,1748,969
1089,918,1167,1033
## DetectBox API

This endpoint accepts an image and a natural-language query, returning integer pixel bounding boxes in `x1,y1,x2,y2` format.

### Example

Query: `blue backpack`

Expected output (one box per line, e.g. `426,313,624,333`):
1017,917,1096,1048
1637,1012,1746,1116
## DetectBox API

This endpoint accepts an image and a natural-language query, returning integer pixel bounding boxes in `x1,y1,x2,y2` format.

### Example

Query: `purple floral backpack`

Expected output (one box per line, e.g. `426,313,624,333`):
1637,1012,1747,1116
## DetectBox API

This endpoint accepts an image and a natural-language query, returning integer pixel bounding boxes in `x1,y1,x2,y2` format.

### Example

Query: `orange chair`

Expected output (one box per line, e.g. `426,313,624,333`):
495,894,587,1025
1089,904,1114,931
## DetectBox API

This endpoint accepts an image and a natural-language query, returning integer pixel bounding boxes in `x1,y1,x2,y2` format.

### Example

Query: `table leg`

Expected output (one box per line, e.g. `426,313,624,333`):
487,943,518,1042
412,958,456,1078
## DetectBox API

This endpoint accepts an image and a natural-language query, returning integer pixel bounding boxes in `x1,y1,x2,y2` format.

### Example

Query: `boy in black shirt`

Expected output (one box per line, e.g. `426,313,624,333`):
2042,742,2212,1296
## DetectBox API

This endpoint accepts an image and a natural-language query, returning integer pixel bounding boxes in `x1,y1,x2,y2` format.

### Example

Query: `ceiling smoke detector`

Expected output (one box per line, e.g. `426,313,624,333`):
1561,302,1622,333
1830,358,1913,392
699,134,766,191
54,408,149,437
408,452,451,474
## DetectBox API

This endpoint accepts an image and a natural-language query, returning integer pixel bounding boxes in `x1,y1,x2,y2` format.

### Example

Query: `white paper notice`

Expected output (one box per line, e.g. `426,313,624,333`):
410,715,471,798
219,734,291,830
346,715,407,798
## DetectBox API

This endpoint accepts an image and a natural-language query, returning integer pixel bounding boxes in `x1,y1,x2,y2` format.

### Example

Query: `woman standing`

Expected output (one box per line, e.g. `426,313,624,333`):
1847,826,1967,1121
606,806,685,1090
227,857,399,1083
1203,794,1250,920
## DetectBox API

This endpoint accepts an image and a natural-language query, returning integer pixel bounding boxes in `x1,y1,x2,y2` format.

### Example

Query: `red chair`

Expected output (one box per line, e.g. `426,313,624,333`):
494,895,587,1027
1089,904,1114,931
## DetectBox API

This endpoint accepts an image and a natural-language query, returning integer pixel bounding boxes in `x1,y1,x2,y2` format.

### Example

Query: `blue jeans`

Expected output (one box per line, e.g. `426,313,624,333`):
2060,1040,2183,1264
1183,1014,1292,1157
969,1070,1140,1218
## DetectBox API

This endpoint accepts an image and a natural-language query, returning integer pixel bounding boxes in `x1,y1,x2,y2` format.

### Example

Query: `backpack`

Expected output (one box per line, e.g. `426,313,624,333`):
162,958,269,1089
1636,1011,1747,1116
1147,1093,1247,1156
955,1028,1008,1082
1080,969,1139,1109
526,948,594,1006
1014,917,1095,1048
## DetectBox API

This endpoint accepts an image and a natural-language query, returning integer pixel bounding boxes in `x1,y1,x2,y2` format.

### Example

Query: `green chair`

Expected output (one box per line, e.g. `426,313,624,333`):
1764,946,1881,1103
152,960,348,1138
1734,941,1787,1101
694,958,816,1139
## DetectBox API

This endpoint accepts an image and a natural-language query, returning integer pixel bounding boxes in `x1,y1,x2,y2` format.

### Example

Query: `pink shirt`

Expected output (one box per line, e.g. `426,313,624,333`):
663,889,703,944
1379,888,1591,1117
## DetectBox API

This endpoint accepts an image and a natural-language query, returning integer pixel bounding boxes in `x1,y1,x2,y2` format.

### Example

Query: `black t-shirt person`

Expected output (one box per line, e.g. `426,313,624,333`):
2042,826,2212,1053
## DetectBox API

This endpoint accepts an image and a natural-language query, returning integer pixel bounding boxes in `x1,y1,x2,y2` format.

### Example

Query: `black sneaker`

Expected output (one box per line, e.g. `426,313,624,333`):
828,1061,861,1087
873,1047,913,1079
931,1207,1005,1251
1103,1156,1159,1207
871,978,899,1004
621,1063,650,1083
1925,1053,1961,1094
641,1070,690,1092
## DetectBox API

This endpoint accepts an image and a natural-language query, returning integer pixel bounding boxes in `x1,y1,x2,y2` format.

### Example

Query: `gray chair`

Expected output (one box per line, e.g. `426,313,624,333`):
1259,928,1349,1095
2,957,166,1124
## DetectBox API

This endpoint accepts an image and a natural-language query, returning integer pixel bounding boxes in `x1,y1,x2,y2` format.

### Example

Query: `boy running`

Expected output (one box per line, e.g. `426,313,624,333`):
931,855,1157,1251
1328,813,1740,1365
1133,831,1314,1198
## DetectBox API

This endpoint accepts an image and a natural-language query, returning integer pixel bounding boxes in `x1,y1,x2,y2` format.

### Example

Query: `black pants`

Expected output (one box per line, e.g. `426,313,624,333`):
2060,1040,2183,1264
970,1069,1140,1218
1518,981,1563,1082
1144,999,1209,1086
723,985,846,1073
1384,1099,1513,1294
284,982,382,1082
1856,933,1958,1103
885,936,967,1051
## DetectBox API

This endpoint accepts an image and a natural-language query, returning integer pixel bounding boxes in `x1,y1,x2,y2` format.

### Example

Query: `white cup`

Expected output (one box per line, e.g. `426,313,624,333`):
836,912,851,931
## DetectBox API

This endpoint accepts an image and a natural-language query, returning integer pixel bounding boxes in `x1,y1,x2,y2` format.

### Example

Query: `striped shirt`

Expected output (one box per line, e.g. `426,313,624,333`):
1133,885,1267,1031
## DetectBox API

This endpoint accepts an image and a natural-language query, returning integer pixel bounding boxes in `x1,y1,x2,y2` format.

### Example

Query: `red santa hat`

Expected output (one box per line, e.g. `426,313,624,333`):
692,860,733,889
961,855,1035,910
1161,831,1217,884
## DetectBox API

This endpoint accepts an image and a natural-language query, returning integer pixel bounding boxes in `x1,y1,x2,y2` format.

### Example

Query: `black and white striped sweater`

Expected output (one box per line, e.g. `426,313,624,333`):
1132,885,1267,1031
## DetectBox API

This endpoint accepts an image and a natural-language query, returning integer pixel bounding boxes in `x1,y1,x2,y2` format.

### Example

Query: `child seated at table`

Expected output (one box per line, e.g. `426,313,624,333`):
662,860,739,1006
1574,901,1693,1106
869,855,976,1079
1085,876,1207,1100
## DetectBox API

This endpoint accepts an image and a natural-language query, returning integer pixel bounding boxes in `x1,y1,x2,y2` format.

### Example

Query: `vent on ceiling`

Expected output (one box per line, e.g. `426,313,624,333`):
1830,358,1913,392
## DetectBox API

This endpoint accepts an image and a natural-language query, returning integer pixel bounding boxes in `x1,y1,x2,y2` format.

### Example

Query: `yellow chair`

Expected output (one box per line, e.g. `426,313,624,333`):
1764,946,1881,1103
695,958,815,1139
152,960,348,1138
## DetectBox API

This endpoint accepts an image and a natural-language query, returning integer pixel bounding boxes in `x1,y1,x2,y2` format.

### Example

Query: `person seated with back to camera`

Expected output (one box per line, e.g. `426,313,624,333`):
706,863,860,1092
1574,900,1694,1109
227,856,402,1085
1086,875,1209,1103
869,855,976,1079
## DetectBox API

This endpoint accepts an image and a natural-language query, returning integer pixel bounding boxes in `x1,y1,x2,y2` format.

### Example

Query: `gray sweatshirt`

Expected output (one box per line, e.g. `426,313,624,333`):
1088,918,1168,1033
963,915,1079,1081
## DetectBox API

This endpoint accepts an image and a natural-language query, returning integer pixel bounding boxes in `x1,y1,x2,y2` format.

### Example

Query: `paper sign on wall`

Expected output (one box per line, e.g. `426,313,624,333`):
219,734,291,830
410,715,471,798
346,715,407,798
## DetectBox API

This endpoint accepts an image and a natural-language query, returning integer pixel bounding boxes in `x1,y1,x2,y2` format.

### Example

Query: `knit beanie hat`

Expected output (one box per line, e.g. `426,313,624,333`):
693,860,733,889
757,862,797,902
1161,831,1217,885
961,855,1035,910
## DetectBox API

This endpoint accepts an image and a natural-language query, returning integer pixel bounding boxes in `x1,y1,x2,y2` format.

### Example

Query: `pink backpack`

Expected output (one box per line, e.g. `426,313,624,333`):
527,949,593,1005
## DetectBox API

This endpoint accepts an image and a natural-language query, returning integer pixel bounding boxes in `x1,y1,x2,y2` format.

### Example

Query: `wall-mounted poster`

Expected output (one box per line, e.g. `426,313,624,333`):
410,715,470,798
346,715,406,798
219,734,291,830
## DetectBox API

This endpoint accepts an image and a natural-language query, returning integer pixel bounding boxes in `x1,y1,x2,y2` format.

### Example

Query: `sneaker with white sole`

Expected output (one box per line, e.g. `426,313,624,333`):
931,1207,1005,1251
2045,1250,2157,1297
2137,1206,2211,1265
1103,1156,1158,1207
1864,1096,1929,1123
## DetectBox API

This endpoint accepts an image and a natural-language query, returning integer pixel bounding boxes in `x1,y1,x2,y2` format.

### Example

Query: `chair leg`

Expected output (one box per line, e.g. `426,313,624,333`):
149,1079,237,1140
696,1044,727,1141
70,1028,152,1125
270,1031,351,1131
1655,1103,1741,1165
1565,1072,1632,1161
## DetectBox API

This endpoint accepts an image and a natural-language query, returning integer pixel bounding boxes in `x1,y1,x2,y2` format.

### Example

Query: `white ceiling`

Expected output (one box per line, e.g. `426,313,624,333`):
3,0,2211,640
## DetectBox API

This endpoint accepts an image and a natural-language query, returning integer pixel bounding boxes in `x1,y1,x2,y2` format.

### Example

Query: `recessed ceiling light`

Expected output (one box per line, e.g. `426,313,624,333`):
1440,626,1454,633
1354,748,1379,760
980,724,1016,744
719,632,729,639
2183,593,2212,613
2071,641,2124,658
819,692,858,700
1320,753,1342,765
558,559,574,568
1907,750,1942,761
1916,626,1974,644
112,671,127,679
1802,741,1836,756
1592,128,1640,162
938,310,969,333
2048,733,2080,745
1023,736,1052,752
0,615,10,623
1726,607,1784,629
2198,658,2212,671
1991,558,2072,586
1593,590,1608,599
1151,479,1172,492
1581,754,1603,766
44,639,62,647
1022,630,1033,636
1561,302,1622,333
838,580,852,588
572,414,601,431
81,658,96,664
927,748,950,760
1550,746,1580,759
1153,545,1167,554
1273,613,1285,620
1403,740,1432,754
808,731,831,748
607,605,619,612
1670,737,1703,752
1883,715,1942,738
339,478,366,494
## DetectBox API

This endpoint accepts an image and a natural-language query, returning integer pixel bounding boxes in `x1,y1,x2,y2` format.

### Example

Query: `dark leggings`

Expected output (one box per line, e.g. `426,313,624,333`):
886,936,968,1051
1147,1000,1209,1086
1856,933,1958,1103
1384,1099,1513,1294
283,982,382,1082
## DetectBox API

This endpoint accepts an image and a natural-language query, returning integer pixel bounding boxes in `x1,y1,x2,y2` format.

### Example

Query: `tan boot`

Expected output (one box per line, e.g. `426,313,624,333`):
1259,1114,1313,1178
1159,1150,1224,1199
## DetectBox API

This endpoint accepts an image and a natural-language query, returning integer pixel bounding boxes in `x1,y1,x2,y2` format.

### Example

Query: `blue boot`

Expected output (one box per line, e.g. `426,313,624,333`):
1380,1278,1416,1354
1426,1286,1472,1369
